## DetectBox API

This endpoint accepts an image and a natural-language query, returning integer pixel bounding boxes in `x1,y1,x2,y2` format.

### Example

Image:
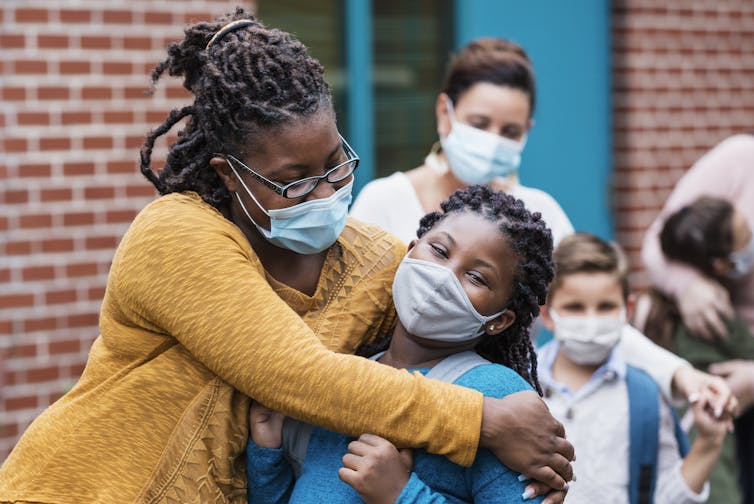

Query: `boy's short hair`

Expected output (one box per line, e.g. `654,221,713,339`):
548,233,630,302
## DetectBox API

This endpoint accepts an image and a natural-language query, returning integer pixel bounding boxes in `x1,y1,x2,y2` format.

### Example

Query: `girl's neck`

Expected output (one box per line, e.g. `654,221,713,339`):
551,350,601,392
378,321,477,370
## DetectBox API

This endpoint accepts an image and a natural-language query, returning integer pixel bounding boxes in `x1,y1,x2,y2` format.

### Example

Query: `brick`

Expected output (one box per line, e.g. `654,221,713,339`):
60,9,91,23
103,10,133,24
63,211,95,226
106,161,136,174
27,366,61,383
85,236,119,249
40,137,71,151
103,111,133,124
38,34,70,49
38,86,69,100
0,34,25,48
103,62,133,75
0,268,10,283
20,213,53,229
67,312,99,328
123,36,152,50
84,186,115,200
15,9,48,23
13,59,47,74
80,35,112,49
61,111,92,125
166,85,191,99
41,238,74,253
63,161,96,176
22,265,55,281
145,11,173,24
19,164,51,178
0,293,35,309
126,185,157,198
87,286,106,301
106,209,137,223
17,112,50,125
83,136,113,150
60,60,91,74
5,241,32,255
5,396,38,411
1,86,26,100
24,316,58,332
49,339,81,354
0,423,19,439
3,189,29,204
65,262,99,277
12,344,37,358
4,138,28,152
40,188,73,202
82,86,113,100
124,86,149,99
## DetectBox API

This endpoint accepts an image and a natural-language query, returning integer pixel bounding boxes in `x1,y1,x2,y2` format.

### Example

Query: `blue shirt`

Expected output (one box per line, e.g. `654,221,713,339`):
247,363,543,503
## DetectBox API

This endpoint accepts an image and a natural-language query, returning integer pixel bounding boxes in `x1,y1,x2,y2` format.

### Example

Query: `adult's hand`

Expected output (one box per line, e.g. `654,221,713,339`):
673,366,738,419
249,401,285,448
676,277,733,340
480,391,574,502
709,359,754,415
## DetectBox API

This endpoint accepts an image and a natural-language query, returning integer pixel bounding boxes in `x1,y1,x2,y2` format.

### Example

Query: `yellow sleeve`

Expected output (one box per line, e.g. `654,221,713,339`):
109,194,483,466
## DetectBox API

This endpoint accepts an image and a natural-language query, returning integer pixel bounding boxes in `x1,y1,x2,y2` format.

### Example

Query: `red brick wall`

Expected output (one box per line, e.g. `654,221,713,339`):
1,1,250,461
612,0,754,286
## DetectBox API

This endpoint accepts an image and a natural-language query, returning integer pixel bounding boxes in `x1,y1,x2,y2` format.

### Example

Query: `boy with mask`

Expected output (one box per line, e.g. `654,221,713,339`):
538,233,728,503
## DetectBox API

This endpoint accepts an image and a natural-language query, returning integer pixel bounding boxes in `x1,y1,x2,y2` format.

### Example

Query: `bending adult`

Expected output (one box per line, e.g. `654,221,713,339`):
0,11,573,503
642,134,754,341
350,37,574,245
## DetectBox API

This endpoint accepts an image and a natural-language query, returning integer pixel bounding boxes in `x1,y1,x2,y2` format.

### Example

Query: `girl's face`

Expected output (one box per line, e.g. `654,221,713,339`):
211,108,354,230
436,82,532,142
409,211,518,320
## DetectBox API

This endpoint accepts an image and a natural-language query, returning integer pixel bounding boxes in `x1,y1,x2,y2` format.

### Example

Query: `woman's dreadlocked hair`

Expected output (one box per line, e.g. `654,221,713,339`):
421,185,553,394
140,8,332,212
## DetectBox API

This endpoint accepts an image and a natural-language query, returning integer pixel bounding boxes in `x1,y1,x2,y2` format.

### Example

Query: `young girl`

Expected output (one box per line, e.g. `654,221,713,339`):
247,185,553,502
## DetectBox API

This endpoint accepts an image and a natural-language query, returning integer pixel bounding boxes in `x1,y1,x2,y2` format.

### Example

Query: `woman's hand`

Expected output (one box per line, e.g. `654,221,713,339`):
249,401,285,448
709,359,754,415
338,434,413,504
673,366,738,419
676,277,733,340
480,391,574,503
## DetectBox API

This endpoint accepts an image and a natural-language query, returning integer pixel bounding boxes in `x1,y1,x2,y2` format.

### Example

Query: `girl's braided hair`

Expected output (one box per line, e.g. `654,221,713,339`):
140,8,332,212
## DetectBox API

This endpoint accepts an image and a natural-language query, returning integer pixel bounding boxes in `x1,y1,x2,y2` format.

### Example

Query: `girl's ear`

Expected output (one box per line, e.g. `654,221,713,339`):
484,309,516,336
539,304,555,332
210,156,238,192
711,256,733,278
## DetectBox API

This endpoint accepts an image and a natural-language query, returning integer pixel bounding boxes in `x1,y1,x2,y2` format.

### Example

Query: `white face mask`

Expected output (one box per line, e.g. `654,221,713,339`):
550,309,625,365
392,257,506,342
440,99,526,185
729,234,754,279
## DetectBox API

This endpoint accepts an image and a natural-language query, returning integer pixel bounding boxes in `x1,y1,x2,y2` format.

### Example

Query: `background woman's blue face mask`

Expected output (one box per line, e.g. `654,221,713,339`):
440,99,527,185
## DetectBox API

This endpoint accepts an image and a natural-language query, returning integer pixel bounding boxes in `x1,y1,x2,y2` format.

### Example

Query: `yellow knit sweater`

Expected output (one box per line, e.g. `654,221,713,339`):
0,192,482,503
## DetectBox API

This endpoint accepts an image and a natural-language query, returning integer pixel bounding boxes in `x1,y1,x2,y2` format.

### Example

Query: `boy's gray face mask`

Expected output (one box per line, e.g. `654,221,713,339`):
391,257,505,342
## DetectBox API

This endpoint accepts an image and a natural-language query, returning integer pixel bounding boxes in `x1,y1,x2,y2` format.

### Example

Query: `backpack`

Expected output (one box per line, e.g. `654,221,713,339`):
281,351,490,476
626,365,690,504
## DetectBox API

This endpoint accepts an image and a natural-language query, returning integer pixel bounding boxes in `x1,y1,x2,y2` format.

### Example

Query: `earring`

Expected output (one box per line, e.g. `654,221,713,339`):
488,325,495,331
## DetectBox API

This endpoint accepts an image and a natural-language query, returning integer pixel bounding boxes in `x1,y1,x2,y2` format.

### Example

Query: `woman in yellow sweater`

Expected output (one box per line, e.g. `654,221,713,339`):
0,10,574,503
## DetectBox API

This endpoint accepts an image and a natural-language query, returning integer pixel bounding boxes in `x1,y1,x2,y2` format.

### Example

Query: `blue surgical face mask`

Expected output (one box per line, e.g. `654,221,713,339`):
440,99,527,185
230,163,353,255
729,234,754,279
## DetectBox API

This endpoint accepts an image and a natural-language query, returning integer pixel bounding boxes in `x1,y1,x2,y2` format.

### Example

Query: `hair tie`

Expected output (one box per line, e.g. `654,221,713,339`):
206,19,255,49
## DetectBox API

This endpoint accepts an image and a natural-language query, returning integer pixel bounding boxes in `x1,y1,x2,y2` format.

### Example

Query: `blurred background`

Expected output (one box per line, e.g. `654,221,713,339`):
1,0,753,460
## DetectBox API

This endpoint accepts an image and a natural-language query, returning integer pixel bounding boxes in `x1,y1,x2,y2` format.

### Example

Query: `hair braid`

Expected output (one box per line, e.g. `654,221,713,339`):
140,7,332,211
416,185,554,394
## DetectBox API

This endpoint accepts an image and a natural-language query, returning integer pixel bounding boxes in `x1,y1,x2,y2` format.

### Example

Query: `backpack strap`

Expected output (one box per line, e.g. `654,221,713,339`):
626,365,660,504
425,351,491,383
280,351,489,477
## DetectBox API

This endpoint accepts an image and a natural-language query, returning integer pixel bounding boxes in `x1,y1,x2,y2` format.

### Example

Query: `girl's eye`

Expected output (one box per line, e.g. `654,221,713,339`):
560,303,584,313
429,243,448,258
597,302,619,312
467,271,487,286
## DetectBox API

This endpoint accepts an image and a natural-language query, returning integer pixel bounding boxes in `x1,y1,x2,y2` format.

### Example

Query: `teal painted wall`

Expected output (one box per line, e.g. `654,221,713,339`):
456,1,613,237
